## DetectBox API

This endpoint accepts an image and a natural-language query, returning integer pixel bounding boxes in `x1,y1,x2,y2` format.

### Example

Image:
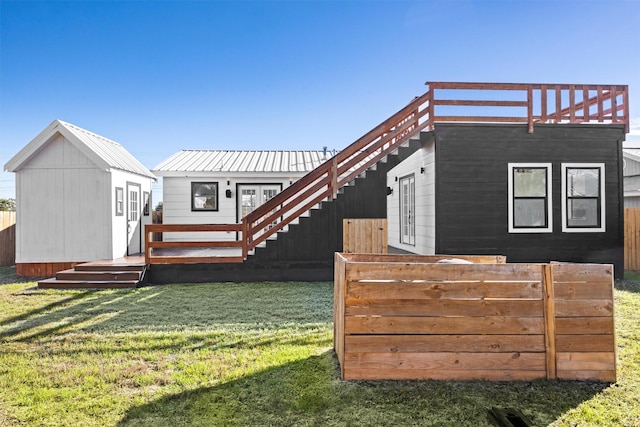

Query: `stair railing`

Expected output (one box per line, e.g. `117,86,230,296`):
241,90,433,258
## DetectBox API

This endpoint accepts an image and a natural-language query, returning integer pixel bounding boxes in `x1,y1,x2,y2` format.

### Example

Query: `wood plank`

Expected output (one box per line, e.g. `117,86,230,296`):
554,281,613,300
552,264,614,283
340,253,506,264
345,335,545,353
345,262,543,282
343,368,546,381
543,264,556,379
345,298,543,317
556,370,616,382
344,352,546,371
346,280,542,300
555,335,615,352
555,317,614,335
345,316,544,335
556,352,616,371
148,256,244,264
150,240,243,249
554,299,614,317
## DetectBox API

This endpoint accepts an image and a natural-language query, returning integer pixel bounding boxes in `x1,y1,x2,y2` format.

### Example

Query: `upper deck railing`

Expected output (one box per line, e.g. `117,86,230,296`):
145,81,629,264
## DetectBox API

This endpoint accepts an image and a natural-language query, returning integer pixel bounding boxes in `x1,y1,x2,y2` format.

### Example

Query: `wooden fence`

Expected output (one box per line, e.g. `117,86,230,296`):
625,208,640,270
0,211,16,266
343,219,387,254
334,253,616,382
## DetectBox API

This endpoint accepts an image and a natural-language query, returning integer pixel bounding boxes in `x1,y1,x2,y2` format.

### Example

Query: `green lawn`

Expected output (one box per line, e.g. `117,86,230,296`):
1,266,639,426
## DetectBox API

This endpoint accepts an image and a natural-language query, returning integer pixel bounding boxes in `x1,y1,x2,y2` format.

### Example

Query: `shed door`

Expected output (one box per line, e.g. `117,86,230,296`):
127,183,141,255
400,175,415,245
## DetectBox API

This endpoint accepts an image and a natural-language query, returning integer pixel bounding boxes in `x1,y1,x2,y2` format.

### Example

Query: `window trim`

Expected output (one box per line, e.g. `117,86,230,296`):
399,174,416,245
561,163,605,233
508,163,553,233
115,187,124,216
143,191,150,216
191,182,219,212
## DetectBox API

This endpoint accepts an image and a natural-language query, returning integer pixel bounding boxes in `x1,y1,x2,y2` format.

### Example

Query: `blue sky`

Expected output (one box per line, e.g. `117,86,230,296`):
1,0,639,203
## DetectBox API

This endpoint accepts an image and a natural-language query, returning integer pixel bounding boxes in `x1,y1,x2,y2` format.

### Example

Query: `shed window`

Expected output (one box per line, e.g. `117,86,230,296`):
191,182,218,211
562,164,605,232
508,163,552,233
115,187,124,216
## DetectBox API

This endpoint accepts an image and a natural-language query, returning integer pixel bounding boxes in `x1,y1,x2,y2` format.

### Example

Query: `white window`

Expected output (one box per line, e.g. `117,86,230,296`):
508,163,552,233
562,163,605,232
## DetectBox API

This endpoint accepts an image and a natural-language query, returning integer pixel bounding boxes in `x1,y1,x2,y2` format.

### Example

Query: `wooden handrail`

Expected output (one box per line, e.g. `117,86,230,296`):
145,81,629,264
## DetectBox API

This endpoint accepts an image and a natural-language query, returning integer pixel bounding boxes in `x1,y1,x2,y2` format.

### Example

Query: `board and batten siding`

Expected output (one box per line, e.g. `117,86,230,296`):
433,123,625,278
386,141,436,254
15,134,112,263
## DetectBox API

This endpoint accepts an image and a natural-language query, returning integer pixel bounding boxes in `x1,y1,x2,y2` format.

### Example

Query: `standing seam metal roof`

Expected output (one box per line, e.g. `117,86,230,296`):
153,150,330,173
58,120,156,179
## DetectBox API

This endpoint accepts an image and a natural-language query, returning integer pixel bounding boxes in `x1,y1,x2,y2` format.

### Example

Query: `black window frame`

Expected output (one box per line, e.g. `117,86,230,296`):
191,182,219,212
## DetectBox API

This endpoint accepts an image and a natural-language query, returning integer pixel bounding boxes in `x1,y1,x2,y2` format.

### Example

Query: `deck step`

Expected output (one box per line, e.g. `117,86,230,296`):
55,269,142,281
38,278,139,289
37,260,146,289
74,263,146,272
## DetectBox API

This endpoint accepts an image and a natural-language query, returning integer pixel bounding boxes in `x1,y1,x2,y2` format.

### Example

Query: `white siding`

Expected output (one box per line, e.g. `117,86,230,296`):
162,175,297,241
387,142,436,254
16,135,112,263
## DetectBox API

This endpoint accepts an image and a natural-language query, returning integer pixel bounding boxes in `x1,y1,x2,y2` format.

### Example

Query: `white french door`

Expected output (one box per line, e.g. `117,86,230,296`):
400,175,415,245
238,185,281,218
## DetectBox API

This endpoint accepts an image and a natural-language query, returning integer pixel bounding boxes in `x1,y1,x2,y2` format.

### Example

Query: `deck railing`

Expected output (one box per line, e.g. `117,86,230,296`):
145,81,629,265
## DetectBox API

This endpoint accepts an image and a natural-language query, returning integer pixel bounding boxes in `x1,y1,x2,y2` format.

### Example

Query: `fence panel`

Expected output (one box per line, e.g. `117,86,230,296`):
0,211,16,266
342,219,387,254
625,208,640,271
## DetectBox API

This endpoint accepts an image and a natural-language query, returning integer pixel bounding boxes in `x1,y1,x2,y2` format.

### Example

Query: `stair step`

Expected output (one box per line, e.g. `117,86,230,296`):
38,278,139,289
56,269,142,281
74,263,145,272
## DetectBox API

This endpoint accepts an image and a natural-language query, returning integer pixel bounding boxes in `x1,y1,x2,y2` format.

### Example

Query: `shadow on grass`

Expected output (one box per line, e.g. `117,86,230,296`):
0,282,333,345
117,351,608,427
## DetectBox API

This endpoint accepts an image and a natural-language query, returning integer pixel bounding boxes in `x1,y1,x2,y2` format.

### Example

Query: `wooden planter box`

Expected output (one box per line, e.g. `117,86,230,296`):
334,253,616,382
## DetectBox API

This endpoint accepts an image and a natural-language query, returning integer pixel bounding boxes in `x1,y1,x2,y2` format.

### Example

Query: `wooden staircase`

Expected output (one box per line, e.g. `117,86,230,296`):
38,259,146,289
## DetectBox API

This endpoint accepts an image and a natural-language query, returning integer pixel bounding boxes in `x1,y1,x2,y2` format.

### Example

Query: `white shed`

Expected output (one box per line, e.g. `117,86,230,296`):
153,149,329,241
4,119,156,276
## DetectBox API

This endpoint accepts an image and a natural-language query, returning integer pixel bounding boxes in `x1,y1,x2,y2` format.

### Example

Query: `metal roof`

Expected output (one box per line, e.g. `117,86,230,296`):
5,119,155,180
153,150,331,174
58,120,155,179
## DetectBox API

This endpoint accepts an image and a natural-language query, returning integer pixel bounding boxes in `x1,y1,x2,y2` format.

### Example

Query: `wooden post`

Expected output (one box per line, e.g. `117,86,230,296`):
542,264,557,379
331,157,338,200
144,224,151,265
555,85,562,123
597,85,604,122
610,86,617,123
623,86,630,133
569,85,576,123
583,87,590,121
242,219,249,259
527,85,534,133
540,84,547,123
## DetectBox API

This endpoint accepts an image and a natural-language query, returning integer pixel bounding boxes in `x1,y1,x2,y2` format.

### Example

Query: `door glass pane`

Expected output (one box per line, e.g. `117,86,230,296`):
241,189,257,217
514,168,546,197
567,199,598,226
568,168,599,197
129,191,138,221
514,199,546,227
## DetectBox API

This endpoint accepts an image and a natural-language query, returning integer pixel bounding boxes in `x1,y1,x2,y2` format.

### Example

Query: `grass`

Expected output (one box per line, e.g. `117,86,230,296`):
0,266,639,426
